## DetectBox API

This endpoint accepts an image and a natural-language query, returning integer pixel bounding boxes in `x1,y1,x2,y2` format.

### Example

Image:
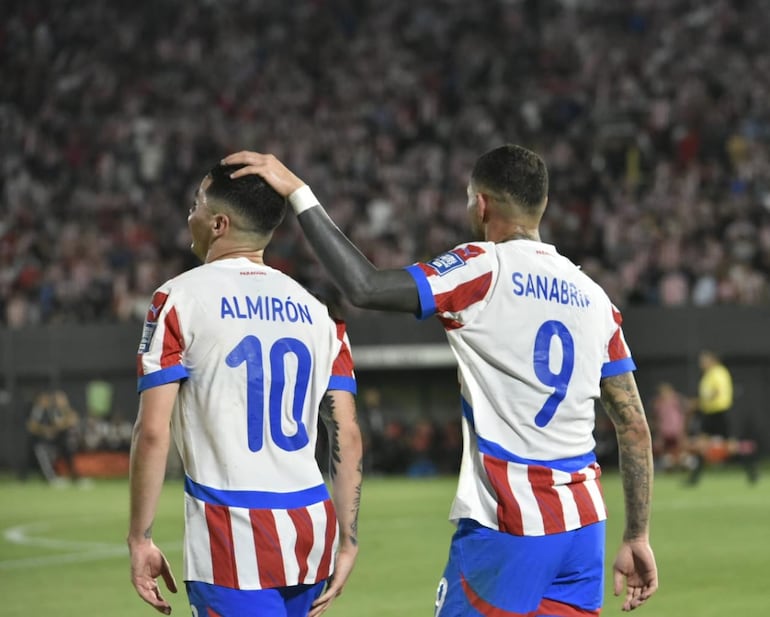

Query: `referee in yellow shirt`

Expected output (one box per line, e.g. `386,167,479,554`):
686,350,758,485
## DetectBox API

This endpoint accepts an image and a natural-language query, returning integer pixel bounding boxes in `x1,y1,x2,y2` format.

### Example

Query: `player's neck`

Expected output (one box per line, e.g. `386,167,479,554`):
488,223,540,243
206,245,266,265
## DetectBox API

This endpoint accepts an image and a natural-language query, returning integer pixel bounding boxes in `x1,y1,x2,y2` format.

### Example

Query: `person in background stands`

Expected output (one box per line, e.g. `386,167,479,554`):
23,389,80,484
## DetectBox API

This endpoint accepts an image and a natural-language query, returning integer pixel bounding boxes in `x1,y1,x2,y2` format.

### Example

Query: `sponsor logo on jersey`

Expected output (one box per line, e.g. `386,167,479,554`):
427,251,467,276
138,322,157,353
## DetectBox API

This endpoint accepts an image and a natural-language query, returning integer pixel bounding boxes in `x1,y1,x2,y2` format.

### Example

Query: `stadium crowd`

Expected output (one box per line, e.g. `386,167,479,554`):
3,0,770,328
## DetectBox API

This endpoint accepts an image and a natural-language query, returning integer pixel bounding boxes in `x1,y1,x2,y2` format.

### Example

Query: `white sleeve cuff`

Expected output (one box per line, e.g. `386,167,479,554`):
288,185,320,215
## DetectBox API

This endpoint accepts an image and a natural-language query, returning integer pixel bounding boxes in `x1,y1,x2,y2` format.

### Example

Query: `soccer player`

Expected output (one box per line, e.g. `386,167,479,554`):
223,145,658,615
127,164,363,617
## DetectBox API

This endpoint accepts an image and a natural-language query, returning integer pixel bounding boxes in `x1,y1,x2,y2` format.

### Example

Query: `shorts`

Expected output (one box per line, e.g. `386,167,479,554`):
698,411,729,439
186,580,326,617
435,519,605,617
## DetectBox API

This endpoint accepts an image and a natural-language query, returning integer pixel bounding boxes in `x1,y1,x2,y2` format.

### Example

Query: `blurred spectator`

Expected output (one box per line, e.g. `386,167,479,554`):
651,382,689,471
3,0,770,325
433,418,463,475
21,389,80,483
406,419,438,477
370,418,411,475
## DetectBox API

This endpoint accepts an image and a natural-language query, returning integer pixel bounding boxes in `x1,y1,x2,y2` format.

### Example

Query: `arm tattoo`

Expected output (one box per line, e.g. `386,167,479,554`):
320,394,341,479
600,372,653,540
143,525,153,540
350,458,362,545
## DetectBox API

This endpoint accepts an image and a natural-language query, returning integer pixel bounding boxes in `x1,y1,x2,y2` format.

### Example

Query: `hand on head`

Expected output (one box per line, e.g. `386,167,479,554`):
221,151,305,198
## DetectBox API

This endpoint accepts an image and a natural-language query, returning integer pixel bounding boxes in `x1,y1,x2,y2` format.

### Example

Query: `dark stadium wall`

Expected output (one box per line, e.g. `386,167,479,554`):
1,307,769,472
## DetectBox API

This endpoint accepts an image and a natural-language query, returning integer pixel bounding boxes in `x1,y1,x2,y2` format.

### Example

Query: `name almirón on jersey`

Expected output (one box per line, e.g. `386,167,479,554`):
220,295,314,323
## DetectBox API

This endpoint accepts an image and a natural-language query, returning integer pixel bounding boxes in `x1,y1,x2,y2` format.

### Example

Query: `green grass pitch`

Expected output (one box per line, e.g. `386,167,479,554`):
1,467,767,616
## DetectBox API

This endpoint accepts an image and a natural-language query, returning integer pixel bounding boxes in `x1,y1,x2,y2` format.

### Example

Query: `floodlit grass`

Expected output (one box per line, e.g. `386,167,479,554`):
1,466,767,617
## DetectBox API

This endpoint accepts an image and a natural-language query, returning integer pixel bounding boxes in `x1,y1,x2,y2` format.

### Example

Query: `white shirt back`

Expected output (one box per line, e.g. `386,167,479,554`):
406,240,634,535
137,257,356,588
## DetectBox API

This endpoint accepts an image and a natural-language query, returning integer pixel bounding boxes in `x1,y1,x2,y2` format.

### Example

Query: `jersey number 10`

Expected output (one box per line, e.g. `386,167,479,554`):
226,335,312,452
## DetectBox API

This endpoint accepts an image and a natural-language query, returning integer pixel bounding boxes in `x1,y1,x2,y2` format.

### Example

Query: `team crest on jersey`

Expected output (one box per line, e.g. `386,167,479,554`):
137,322,157,354
138,291,167,353
426,251,467,276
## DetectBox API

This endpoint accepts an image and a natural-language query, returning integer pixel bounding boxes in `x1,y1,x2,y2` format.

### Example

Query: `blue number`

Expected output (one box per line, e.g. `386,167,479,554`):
269,338,311,451
532,320,575,427
226,336,311,452
226,336,265,451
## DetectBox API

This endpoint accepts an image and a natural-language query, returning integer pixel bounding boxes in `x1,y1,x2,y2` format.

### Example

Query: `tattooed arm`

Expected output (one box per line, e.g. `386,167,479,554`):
128,383,178,615
311,390,363,617
600,372,658,612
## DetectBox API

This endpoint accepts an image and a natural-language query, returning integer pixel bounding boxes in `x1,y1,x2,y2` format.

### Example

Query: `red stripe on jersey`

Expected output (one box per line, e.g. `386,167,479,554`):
434,272,493,314
567,471,601,527
607,328,628,362
332,321,355,378
146,292,168,323
438,316,464,330
249,509,286,588
287,507,314,582
160,307,184,369
315,500,337,580
537,598,600,617
456,244,486,260
589,463,606,506
416,262,439,277
528,466,566,534
204,504,238,588
483,456,524,535
608,307,628,362
207,609,223,617
460,574,529,616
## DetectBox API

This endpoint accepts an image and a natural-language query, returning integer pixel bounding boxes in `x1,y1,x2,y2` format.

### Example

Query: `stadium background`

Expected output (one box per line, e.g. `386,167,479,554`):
2,0,770,472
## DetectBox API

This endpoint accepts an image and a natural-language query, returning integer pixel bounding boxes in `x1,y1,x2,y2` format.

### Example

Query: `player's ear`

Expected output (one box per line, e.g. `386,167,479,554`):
476,193,490,223
212,213,228,235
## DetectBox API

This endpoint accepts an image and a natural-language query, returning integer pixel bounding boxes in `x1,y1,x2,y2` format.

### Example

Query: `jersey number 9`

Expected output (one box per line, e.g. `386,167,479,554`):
532,320,575,427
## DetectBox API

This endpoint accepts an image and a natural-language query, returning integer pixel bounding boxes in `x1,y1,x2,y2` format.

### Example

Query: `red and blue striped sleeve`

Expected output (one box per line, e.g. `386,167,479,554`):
601,305,636,377
404,243,494,328
327,320,356,394
136,287,189,392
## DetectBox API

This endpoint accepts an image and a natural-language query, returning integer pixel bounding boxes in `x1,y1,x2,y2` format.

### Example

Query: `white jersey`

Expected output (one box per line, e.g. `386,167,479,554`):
405,240,635,536
137,257,356,589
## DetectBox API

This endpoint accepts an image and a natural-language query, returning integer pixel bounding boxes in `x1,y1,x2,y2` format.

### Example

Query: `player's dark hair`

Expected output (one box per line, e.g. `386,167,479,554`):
206,163,286,234
471,144,548,213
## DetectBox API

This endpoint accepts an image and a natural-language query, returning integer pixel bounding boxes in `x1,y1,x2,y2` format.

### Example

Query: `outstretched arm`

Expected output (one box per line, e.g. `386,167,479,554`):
600,372,658,612
222,151,419,313
311,390,363,617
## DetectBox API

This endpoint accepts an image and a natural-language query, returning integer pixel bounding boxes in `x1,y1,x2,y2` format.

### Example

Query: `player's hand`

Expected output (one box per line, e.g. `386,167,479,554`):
221,151,306,198
613,539,658,611
129,539,178,614
308,544,359,617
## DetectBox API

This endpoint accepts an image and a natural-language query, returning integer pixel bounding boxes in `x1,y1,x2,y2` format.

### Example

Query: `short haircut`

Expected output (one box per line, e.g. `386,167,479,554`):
471,144,549,213
206,163,286,234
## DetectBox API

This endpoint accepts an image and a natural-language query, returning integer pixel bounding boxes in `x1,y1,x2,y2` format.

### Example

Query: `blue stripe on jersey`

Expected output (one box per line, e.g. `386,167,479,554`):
137,364,189,393
184,476,331,509
601,356,636,378
404,264,436,320
461,398,597,472
327,375,357,394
